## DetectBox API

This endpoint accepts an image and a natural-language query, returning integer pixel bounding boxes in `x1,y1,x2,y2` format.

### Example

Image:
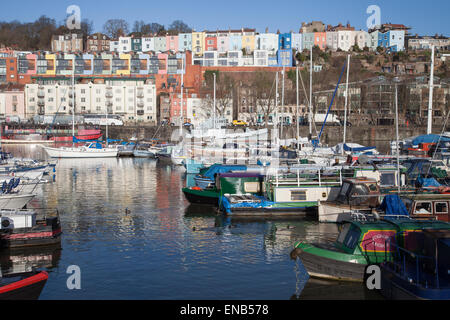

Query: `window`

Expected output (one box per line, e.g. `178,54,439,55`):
291,190,306,201
380,173,396,186
414,202,432,215
435,202,448,215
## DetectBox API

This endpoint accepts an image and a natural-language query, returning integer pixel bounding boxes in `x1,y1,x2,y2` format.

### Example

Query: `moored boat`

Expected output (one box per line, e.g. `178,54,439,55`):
0,270,48,300
379,228,450,300
290,218,450,282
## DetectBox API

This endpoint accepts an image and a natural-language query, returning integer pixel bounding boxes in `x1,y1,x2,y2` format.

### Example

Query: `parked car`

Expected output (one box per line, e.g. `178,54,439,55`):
232,120,248,126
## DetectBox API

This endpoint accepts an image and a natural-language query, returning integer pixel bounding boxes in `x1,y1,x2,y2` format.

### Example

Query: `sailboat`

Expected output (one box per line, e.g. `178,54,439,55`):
42,73,118,158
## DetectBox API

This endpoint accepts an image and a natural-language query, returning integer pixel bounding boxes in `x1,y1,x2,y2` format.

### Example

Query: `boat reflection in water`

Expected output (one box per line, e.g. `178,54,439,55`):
0,245,61,300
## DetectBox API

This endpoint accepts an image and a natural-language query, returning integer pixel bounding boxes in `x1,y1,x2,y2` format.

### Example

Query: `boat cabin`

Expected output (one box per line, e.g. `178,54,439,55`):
401,194,450,222
335,178,380,207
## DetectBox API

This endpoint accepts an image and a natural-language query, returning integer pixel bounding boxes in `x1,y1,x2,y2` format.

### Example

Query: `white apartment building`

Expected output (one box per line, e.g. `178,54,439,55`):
118,37,132,53
25,81,157,124
326,32,339,51
255,33,279,52
337,31,356,51
142,37,155,52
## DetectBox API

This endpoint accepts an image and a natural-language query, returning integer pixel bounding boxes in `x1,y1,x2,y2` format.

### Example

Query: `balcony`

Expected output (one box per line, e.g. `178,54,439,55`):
37,90,45,97
137,101,144,108
68,90,76,98
106,101,113,107
105,92,113,98
38,107,45,115
37,99,45,106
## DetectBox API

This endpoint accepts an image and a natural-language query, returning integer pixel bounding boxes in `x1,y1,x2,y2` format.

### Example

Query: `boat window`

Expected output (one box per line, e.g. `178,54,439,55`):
380,173,395,186
368,184,378,192
344,228,361,250
291,190,306,201
435,202,448,215
401,197,413,213
414,202,432,215
336,223,351,244
244,182,260,193
339,182,351,196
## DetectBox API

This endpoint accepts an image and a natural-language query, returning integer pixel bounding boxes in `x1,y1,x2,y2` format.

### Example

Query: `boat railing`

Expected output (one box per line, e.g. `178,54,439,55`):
384,235,441,289
267,167,353,187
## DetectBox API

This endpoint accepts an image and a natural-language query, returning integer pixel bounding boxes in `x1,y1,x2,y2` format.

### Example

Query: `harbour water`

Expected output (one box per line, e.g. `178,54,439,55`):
1,145,383,300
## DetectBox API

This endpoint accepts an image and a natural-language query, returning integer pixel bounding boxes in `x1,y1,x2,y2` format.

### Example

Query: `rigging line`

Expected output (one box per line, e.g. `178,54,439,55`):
425,110,450,177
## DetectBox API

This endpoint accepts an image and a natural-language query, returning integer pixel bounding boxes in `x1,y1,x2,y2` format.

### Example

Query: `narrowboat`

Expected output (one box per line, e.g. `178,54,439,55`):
193,164,248,189
0,209,62,248
402,193,450,222
0,270,48,300
380,228,450,300
220,168,343,217
290,218,450,282
182,172,264,206
317,178,381,223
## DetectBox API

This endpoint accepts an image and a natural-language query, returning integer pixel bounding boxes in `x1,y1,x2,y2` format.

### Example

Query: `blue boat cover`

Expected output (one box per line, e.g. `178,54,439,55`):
379,195,409,216
220,195,274,214
200,164,247,179
417,176,441,187
343,144,376,152
412,134,450,146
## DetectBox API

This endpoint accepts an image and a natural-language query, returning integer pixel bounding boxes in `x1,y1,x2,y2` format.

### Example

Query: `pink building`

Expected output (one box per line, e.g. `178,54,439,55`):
314,32,327,50
157,53,168,75
166,35,179,52
217,35,229,53
170,93,188,125
0,84,26,120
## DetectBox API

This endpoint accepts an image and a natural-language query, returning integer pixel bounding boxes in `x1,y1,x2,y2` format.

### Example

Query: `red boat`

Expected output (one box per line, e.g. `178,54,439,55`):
2,129,102,143
0,271,48,300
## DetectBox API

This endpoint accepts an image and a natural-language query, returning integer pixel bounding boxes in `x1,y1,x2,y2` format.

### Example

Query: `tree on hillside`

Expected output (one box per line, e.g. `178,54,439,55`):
168,20,192,33
247,71,277,127
200,70,235,121
103,19,129,38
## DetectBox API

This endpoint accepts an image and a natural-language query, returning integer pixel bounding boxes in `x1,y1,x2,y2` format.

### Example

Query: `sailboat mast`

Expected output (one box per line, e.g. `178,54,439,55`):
180,55,184,139
296,66,299,152
72,71,75,147
275,71,279,146
281,66,285,139
395,85,401,193
342,54,350,154
427,45,435,135
309,46,313,137
213,72,216,130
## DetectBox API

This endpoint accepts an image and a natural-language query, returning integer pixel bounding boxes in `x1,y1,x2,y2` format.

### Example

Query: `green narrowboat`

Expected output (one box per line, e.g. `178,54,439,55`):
290,218,450,282
182,172,264,206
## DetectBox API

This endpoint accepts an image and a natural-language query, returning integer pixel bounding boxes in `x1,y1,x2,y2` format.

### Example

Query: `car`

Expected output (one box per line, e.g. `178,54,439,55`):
232,120,248,126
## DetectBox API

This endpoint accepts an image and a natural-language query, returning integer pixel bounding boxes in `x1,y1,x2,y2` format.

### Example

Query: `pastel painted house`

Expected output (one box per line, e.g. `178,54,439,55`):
302,33,314,50
178,33,192,51
256,33,278,52
314,32,327,50
0,84,26,120
142,37,155,52
217,33,230,53
166,35,179,52
154,37,167,52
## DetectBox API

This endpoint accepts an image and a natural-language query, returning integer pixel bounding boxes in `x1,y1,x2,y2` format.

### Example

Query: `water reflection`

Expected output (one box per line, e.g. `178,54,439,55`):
0,246,61,276
0,144,380,300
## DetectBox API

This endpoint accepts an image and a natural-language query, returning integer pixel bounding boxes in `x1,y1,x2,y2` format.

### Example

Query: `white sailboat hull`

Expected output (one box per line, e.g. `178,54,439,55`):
43,146,118,158
0,193,36,210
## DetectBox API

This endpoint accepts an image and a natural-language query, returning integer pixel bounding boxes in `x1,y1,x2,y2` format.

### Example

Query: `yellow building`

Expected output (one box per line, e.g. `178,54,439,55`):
241,30,256,54
192,31,205,57
45,54,56,75
117,54,131,75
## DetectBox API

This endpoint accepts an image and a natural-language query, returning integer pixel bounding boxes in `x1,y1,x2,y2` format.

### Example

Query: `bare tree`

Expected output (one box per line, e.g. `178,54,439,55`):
168,20,192,33
103,19,129,38
201,70,235,123
248,71,277,128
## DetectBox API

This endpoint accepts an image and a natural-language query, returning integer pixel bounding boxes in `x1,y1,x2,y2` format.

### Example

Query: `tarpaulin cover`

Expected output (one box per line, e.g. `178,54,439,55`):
343,143,376,152
379,194,409,216
417,176,441,187
199,164,248,179
412,134,450,146
220,195,275,214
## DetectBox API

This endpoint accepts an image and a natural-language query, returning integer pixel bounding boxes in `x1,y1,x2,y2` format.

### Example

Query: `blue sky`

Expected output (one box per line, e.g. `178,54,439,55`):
0,0,448,36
